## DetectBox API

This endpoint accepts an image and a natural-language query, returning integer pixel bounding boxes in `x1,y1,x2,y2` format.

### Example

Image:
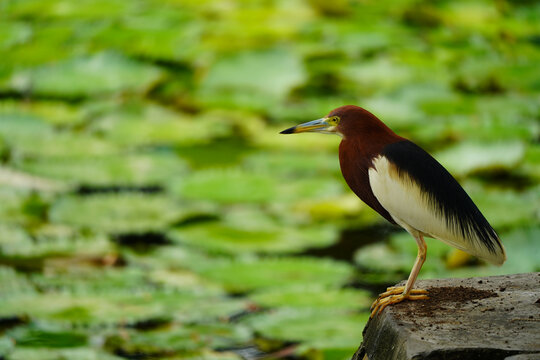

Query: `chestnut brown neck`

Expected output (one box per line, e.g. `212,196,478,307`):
337,112,404,224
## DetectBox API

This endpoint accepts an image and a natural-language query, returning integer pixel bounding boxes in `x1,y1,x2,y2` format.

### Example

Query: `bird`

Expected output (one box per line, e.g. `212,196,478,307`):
280,105,506,317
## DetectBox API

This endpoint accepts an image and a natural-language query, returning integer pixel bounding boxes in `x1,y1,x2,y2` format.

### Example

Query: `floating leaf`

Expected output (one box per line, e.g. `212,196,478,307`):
0,225,113,258
7,347,123,360
10,52,162,98
171,169,277,204
0,113,53,139
0,290,246,326
249,285,372,310
170,221,336,254
182,350,244,360
200,50,306,99
92,104,232,147
435,141,525,176
196,258,353,293
243,151,339,177
243,308,367,349
8,326,87,348
0,100,84,126
50,194,183,233
340,59,412,92
467,185,539,229
105,323,251,354
0,114,117,157
5,0,132,20
0,21,33,50
0,266,35,297
17,152,188,187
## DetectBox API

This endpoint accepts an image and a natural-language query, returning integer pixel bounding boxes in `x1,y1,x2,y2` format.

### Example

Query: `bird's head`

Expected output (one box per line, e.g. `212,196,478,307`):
280,105,387,139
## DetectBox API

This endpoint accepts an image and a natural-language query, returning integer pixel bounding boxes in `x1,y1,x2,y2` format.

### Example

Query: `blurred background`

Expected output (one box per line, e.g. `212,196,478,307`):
0,0,539,359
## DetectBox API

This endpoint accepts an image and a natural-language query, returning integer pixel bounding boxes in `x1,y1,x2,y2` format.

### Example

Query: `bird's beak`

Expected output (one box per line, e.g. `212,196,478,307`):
280,118,331,134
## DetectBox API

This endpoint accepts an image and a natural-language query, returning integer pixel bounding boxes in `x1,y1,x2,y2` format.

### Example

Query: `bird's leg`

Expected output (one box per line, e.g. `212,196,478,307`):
370,234,429,317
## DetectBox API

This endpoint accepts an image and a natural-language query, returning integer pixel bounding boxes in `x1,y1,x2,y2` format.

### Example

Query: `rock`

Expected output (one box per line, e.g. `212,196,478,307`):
353,273,540,360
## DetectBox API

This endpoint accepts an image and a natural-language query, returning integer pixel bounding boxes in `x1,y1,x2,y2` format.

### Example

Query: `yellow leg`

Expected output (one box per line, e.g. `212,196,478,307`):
370,234,429,318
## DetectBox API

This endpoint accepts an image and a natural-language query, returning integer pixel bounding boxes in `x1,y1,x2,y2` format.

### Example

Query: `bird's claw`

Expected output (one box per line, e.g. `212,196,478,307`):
370,288,428,318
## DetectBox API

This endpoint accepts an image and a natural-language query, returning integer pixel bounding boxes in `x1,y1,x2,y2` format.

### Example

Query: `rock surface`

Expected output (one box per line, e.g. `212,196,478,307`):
353,273,540,360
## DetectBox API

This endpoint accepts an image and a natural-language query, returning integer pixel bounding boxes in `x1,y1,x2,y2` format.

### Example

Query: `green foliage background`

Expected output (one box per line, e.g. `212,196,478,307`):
0,0,539,359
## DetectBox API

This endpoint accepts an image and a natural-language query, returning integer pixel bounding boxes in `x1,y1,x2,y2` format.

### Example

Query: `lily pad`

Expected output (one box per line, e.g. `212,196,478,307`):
0,100,84,126
243,308,368,349
10,52,162,98
467,185,539,230
200,50,306,100
196,257,353,293
8,326,87,348
0,114,117,158
170,221,336,255
0,266,35,297
171,169,277,204
0,225,113,258
435,141,525,177
92,104,232,147
243,151,339,177
340,58,412,93
0,290,246,326
17,152,188,187
7,347,123,360
49,194,184,233
249,285,372,310
104,323,251,354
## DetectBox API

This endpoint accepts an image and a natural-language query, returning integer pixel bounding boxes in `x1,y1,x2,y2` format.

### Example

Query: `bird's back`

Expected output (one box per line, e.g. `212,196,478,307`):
368,140,506,265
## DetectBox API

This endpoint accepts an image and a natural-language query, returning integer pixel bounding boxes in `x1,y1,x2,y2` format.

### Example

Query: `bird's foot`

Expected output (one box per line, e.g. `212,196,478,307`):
370,287,428,318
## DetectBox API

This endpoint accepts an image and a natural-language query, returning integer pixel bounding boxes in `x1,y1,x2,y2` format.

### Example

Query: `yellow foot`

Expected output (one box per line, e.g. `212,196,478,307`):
370,288,428,318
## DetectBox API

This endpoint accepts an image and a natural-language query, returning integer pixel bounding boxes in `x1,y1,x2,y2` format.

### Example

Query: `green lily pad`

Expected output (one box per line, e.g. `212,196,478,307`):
17,152,188,187
0,290,246,326
523,144,540,180
340,58,412,93
361,96,425,128
10,52,162,98
105,323,251,354
7,347,123,360
0,21,32,50
277,176,345,203
182,350,244,360
243,308,368,349
200,49,306,100
5,0,132,20
249,285,372,310
467,185,539,230
243,151,339,177
497,226,540,274
0,113,53,139
94,14,199,62
92,104,232,147
50,194,184,233
171,169,277,204
0,266,35,297
0,100,84,126
8,326,87,348
0,224,113,258
170,221,336,255
0,114,117,157
196,257,353,293
435,141,525,177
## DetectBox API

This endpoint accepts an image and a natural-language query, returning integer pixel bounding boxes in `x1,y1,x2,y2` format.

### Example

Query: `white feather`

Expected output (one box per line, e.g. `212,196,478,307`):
369,155,505,265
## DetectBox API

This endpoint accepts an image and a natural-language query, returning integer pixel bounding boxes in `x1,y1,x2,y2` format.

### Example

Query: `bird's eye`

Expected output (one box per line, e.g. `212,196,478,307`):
328,116,340,125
